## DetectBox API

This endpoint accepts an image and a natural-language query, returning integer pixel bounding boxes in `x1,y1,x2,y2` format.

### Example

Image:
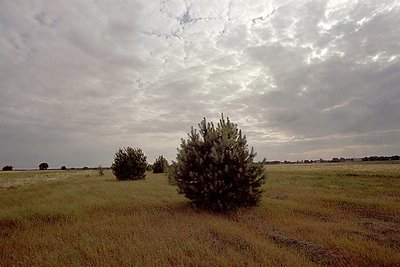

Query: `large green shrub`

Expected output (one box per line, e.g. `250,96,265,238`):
39,162,49,170
111,147,147,180
153,155,168,173
172,115,266,212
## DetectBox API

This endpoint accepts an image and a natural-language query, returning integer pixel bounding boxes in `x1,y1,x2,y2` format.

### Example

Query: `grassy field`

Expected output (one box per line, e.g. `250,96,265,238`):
1,162,400,266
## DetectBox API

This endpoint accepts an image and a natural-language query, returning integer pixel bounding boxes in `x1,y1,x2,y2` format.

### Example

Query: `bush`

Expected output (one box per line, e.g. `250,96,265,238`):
61,166,67,170
2,165,13,171
165,162,177,185
98,165,104,176
172,115,266,212
111,147,147,180
146,164,153,172
153,155,168,173
39,163,49,170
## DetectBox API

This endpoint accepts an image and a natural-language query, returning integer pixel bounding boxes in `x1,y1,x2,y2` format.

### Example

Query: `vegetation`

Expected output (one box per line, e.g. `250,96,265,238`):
173,115,265,212
153,155,168,173
362,155,400,161
146,164,153,172
111,147,147,180
0,162,399,266
61,166,67,170
2,165,13,171
165,162,177,185
97,165,104,176
39,162,49,170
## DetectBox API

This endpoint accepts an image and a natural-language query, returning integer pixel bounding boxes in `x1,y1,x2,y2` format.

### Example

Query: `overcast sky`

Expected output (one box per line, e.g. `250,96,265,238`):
1,0,400,169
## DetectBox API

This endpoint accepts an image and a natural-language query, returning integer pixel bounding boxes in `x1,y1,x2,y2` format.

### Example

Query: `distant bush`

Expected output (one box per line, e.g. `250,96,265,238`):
153,155,168,173
39,163,49,170
146,164,153,172
111,147,147,180
83,167,89,170
98,165,104,176
165,162,177,185
61,166,67,170
2,165,13,171
172,115,266,212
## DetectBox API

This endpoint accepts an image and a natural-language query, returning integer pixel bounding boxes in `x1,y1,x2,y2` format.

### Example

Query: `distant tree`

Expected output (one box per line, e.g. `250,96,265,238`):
171,114,266,212
111,147,147,180
153,155,168,173
83,166,89,170
39,163,49,170
2,165,13,171
61,166,67,170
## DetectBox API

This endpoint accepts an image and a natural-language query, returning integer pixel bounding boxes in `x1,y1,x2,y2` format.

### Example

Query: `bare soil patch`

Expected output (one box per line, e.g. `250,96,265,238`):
268,231,347,265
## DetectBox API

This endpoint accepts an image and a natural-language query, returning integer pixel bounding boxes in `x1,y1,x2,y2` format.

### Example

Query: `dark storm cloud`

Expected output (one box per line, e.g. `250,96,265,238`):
0,0,399,168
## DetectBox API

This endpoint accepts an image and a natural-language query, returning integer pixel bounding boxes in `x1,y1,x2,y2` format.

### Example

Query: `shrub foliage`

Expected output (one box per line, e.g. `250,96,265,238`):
173,115,266,212
98,165,104,176
146,164,153,172
39,163,49,170
111,147,147,180
153,155,168,173
2,165,13,171
165,162,177,185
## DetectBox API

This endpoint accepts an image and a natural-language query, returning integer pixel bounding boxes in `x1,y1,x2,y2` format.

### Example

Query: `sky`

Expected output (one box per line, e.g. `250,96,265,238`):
1,0,400,169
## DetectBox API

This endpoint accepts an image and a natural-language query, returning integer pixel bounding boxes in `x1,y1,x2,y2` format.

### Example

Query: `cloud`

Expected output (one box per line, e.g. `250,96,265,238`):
0,0,399,168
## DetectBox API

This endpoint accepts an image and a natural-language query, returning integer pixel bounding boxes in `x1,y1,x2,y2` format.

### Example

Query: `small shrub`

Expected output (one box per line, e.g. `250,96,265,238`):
153,155,168,173
61,166,67,170
111,147,147,180
39,163,49,170
146,164,153,172
165,162,177,185
172,114,266,212
2,165,13,171
98,165,104,176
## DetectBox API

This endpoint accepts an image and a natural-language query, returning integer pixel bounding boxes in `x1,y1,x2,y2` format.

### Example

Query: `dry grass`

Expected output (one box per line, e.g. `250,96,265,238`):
1,162,399,266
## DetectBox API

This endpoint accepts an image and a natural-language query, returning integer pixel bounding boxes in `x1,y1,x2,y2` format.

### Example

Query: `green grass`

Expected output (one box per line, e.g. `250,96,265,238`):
1,162,400,266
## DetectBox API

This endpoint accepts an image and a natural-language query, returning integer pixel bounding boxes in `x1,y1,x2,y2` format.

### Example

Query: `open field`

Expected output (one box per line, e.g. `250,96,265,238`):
1,162,400,266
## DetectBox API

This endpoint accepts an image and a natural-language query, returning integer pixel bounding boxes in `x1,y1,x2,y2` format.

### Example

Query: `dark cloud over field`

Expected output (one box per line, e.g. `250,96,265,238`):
1,0,399,168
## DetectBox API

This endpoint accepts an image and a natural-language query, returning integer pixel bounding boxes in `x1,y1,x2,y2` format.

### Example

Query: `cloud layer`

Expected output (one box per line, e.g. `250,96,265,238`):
1,0,399,168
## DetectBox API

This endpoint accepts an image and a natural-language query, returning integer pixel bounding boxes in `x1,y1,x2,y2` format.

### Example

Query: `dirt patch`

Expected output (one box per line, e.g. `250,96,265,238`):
352,230,400,251
209,230,253,252
28,213,72,225
327,199,400,223
295,210,333,222
359,219,399,234
269,231,346,265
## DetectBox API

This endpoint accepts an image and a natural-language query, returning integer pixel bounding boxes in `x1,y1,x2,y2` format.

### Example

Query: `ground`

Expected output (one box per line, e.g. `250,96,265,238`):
1,162,399,266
